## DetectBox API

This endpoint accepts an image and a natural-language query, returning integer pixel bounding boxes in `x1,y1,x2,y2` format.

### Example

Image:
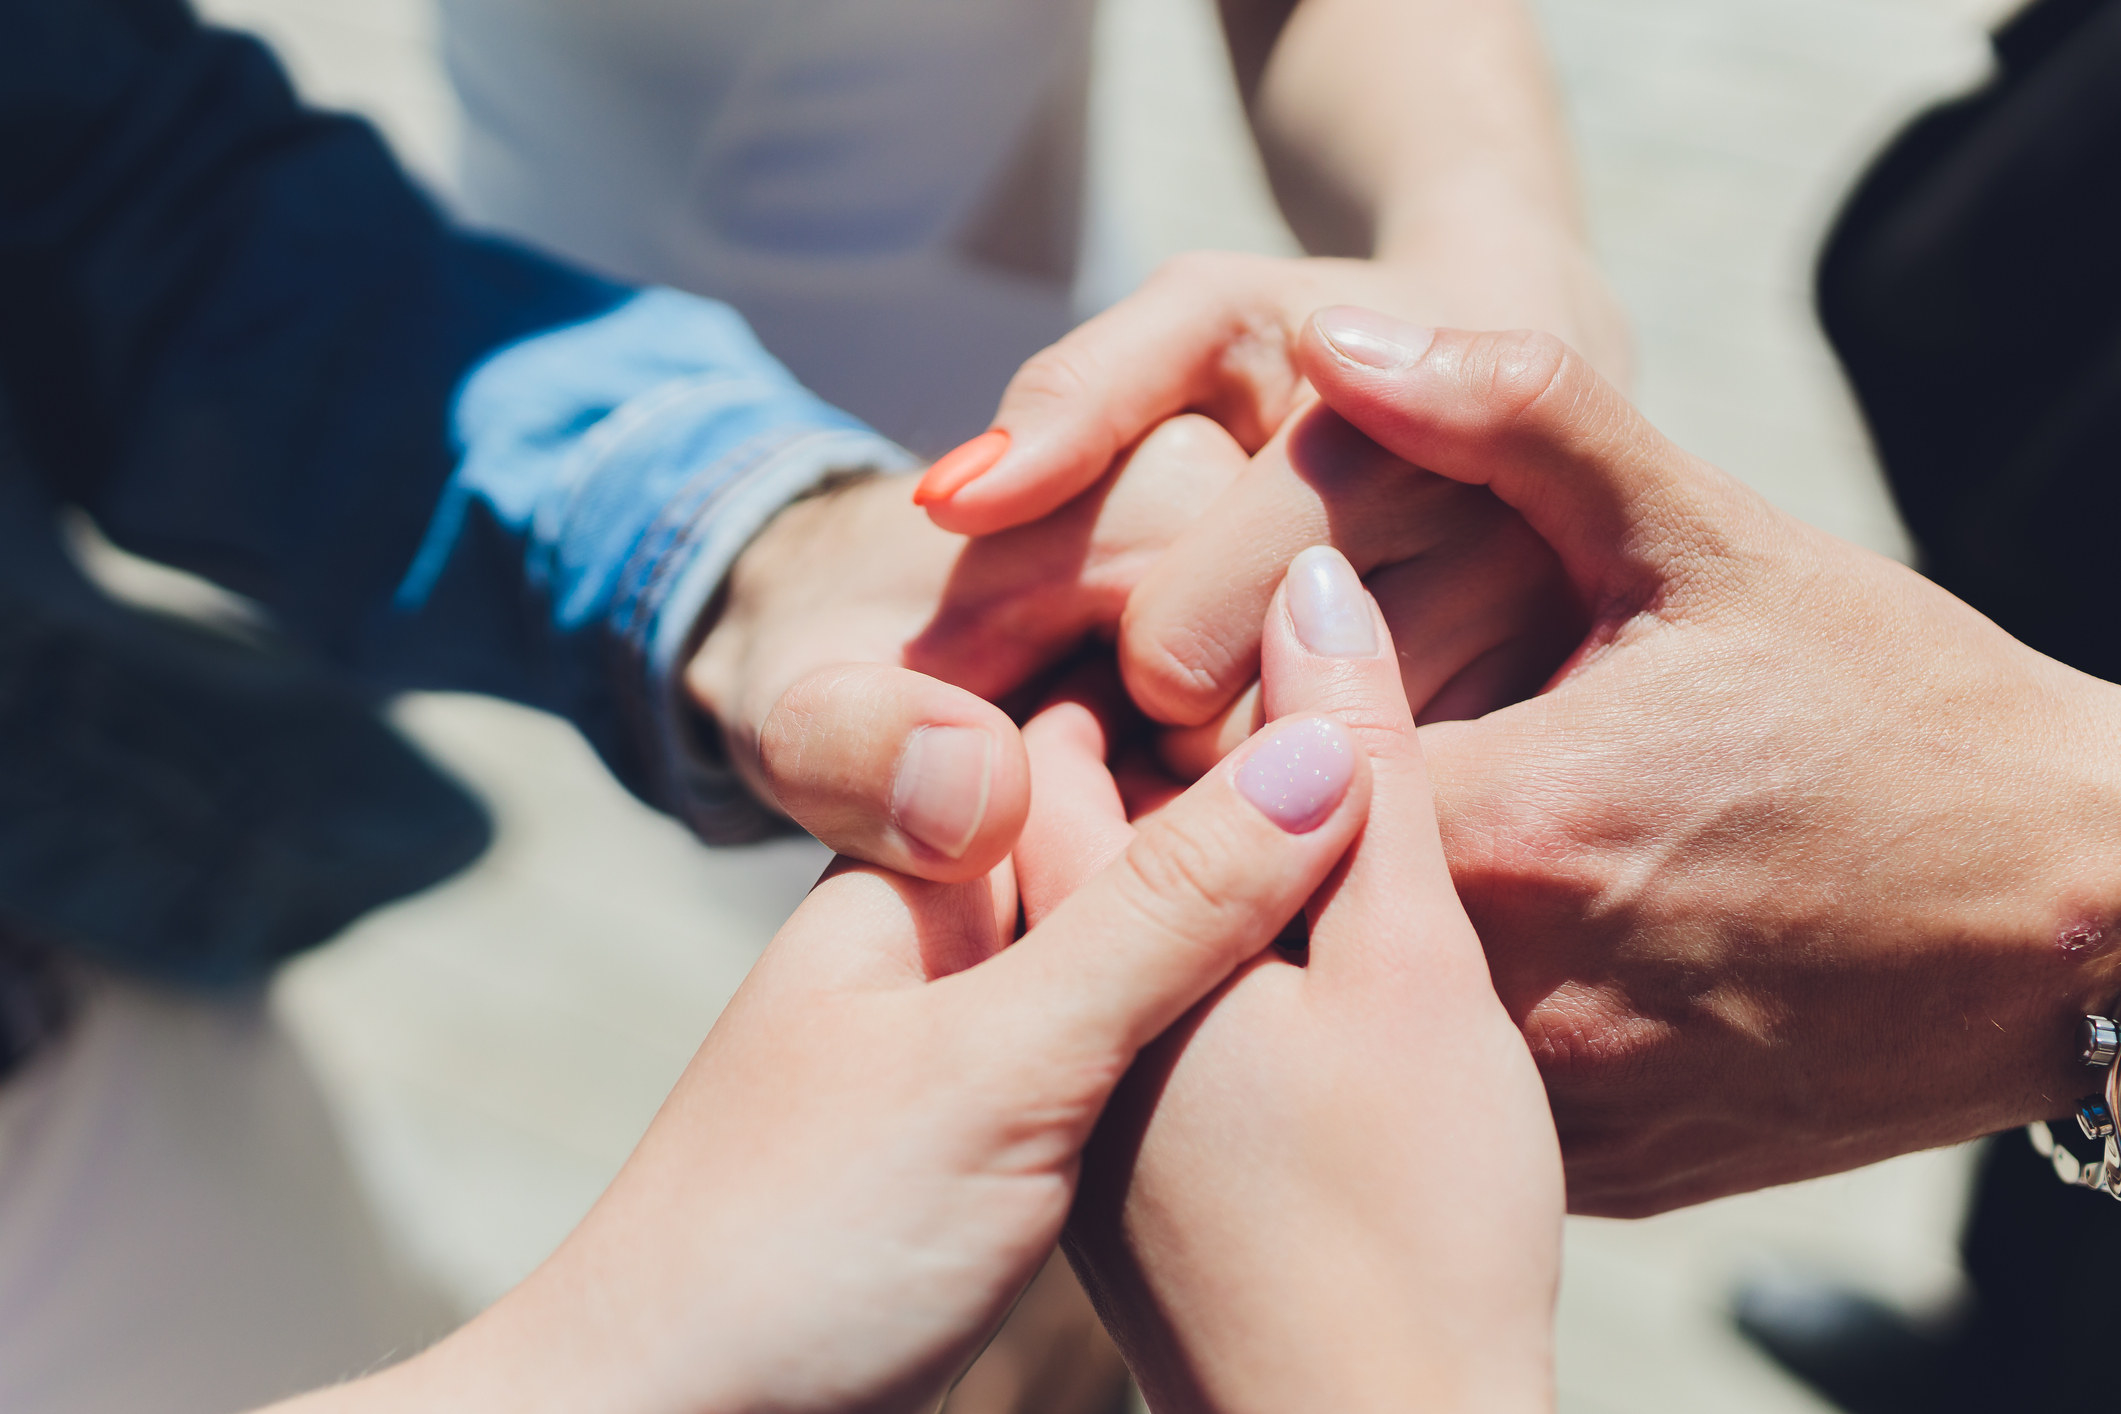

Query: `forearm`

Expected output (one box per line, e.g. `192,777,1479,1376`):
1221,0,1584,260
1109,1273,1553,1414
253,1262,675,1414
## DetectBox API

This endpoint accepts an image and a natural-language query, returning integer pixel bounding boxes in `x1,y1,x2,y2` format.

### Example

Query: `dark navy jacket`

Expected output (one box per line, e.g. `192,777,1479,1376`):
0,0,909,1002
0,0,908,833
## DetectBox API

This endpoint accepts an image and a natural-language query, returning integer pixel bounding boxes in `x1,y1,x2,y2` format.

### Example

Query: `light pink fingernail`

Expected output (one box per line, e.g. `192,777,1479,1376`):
1286,546,1378,657
1314,306,1436,371
1235,716,1355,833
892,726,994,859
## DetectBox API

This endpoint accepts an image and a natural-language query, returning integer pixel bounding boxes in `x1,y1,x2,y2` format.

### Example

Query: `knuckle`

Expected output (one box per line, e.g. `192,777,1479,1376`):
1523,991,1672,1091
1477,328,1585,432
1117,806,1254,940
756,700,820,800
1133,411,1229,463
1121,611,1243,724
764,662,864,730
1327,705,1417,764
756,665,873,794
1003,340,1099,414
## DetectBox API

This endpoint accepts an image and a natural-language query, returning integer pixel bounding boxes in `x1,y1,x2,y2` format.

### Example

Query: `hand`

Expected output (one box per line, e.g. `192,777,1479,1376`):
1099,387,1581,753
913,246,1628,537
279,674,1376,1414
1016,548,1561,1414
1287,309,2121,1214
684,417,1239,880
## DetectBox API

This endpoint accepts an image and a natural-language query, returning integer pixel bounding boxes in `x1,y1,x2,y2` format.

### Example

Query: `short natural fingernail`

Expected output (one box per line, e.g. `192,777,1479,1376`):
892,726,995,858
1235,716,1355,834
1285,546,1378,658
1314,306,1436,371
913,429,1011,506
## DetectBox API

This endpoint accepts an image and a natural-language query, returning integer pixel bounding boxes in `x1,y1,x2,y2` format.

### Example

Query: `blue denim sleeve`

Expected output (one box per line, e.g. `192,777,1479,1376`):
395,289,913,840
0,0,910,838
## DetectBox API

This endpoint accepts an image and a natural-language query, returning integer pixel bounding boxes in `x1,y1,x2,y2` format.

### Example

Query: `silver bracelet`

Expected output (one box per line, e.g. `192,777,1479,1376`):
2026,1014,2121,1197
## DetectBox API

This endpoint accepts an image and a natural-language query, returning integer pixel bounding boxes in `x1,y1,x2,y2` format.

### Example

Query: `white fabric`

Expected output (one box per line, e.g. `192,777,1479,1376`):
0,981,451,1414
439,0,1099,457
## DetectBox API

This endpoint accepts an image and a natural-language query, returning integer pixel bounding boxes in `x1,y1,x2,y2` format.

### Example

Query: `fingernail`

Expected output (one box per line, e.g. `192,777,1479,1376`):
1235,716,1354,834
1285,546,1377,657
892,726,995,859
1314,307,1435,371
913,430,1011,506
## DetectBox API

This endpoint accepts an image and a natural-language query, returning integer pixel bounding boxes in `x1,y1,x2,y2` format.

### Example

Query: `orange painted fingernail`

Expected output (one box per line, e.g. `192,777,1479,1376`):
913,429,1011,506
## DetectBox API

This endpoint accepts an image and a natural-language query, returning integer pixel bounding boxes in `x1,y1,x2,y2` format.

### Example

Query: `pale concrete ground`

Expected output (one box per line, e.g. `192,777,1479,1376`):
179,0,2016,1408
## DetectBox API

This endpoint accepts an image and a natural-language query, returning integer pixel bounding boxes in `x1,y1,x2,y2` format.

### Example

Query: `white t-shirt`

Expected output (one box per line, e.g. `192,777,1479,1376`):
439,0,1098,455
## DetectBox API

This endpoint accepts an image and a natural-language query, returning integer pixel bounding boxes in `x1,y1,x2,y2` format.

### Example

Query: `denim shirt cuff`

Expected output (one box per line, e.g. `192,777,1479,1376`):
399,286,917,841
615,425,917,844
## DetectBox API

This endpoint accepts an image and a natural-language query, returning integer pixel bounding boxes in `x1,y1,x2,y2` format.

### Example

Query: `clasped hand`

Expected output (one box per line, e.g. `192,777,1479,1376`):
305,544,1558,1414
686,285,2121,1364
333,302,2121,1414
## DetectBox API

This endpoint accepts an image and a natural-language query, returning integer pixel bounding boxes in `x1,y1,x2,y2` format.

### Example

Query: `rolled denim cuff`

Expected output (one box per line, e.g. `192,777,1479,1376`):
616,426,916,844
398,286,915,841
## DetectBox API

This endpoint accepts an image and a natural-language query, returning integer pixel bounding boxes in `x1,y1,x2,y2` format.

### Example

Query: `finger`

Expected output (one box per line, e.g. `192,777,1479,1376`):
1255,547,1482,988
904,414,1250,693
1155,680,1263,782
758,663,1030,884
1111,751,1186,826
920,253,1308,535
1117,403,1512,726
1154,527,1577,774
738,859,1011,1003
1298,310,1745,606
962,709,1371,1063
1363,516,1582,721
1016,697,1135,929
1414,633,1573,727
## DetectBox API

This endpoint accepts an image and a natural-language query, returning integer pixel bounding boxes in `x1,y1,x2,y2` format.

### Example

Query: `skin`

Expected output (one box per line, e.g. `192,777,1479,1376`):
1095,402,1580,747
924,0,1626,537
686,415,1243,882
1017,558,1561,1414
694,0,1619,899
681,5,1612,1396
1125,311,2121,1215
257,560,1561,1414
262,657,1394,1414
1219,0,1585,265
690,0,1618,875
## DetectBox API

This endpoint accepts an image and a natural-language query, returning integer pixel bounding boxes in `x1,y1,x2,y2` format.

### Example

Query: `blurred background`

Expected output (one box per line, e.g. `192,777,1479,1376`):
16,0,2025,1408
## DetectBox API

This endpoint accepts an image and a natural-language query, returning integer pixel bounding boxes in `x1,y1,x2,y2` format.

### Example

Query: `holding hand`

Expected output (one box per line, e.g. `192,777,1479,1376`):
1017,548,1561,1414
914,248,1627,539
1276,312,2121,1213
684,419,1240,882
284,615,1387,1414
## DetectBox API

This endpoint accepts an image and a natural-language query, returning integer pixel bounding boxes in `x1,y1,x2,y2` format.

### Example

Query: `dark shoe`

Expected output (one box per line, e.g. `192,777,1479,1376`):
1731,1273,1981,1414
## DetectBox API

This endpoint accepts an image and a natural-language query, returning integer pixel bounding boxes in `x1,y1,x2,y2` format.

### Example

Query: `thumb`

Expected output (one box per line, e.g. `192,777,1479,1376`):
1297,309,1739,606
756,663,1030,884
964,711,1370,1064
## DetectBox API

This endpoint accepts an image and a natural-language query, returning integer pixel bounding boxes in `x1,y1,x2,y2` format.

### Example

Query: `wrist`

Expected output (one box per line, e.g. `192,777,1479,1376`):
683,473,890,805
2031,677,2121,1081
1367,187,1631,387
1957,669,2121,1131
381,1266,696,1414
1126,1233,1554,1414
261,1329,533,1414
